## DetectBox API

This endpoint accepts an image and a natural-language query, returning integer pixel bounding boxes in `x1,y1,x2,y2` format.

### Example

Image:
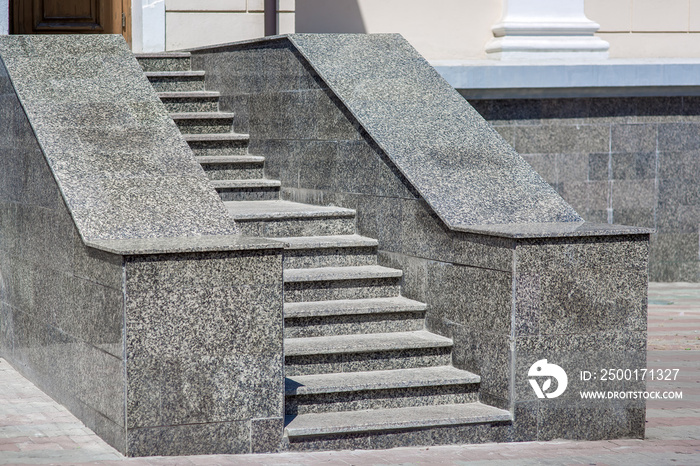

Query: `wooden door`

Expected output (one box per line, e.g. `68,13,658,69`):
12,0,131,47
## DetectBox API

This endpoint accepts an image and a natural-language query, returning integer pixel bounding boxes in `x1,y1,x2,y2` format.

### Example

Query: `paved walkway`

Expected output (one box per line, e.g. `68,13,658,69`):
1,283,699,465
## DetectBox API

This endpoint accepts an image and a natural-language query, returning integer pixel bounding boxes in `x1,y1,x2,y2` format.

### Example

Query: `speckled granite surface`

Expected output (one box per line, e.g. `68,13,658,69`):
0,35,238,242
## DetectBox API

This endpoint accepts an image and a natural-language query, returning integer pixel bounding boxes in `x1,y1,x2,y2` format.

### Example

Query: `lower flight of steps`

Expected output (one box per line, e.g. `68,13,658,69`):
136,52,512,451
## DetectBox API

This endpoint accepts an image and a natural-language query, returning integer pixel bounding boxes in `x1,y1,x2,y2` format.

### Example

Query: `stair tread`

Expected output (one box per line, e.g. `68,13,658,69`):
285,366,479,396
157,91,220,98
170,112,235,119
145,70,205,77
284,297,426,318
136,52,191,58
185,133,249,142
197,155,265,163
285,402,512,437
226,200,355,221
285,330,452,356
284,265,402,283
211,179,281,188
276,234,378,250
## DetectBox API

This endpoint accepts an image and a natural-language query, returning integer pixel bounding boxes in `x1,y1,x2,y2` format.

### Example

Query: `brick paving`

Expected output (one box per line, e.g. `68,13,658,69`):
1,282,699,465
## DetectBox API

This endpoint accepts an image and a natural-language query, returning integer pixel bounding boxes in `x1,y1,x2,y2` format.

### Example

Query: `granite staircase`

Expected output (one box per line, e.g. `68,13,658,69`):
136,52,512,449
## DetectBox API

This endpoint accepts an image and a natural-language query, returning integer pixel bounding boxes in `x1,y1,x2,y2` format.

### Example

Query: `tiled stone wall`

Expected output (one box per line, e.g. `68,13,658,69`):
191,35,649,441
0,36,286,456
471,97,700,282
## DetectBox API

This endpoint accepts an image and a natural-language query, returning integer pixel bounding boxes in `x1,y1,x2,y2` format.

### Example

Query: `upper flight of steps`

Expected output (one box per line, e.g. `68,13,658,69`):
136,52,512,449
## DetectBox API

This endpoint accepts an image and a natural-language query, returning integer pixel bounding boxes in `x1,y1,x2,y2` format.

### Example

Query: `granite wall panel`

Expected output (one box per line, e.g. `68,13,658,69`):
471,97,700,282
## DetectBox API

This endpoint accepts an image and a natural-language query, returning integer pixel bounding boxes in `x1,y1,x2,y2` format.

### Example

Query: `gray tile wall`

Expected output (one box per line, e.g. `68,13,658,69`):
0,55,127,449
471,97,700,282
191,37,649,442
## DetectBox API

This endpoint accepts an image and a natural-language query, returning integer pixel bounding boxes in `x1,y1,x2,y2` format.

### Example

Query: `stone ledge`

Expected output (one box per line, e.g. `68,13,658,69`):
456,222,654,239
432,59,700,99
85,234,284,255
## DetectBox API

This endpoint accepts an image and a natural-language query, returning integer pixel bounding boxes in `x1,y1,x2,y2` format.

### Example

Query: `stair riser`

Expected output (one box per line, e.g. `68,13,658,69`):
236,218,356,238
138,57,191,72
284,312,425,338
147,77,205,92
174,119,233,134
285,385,479,415
217,187,280,202
284,248,377,269
284,278,401,303
201,163,264,180
285,348,452,377
189,140,248,157
286,421,512,452
162,98,219,113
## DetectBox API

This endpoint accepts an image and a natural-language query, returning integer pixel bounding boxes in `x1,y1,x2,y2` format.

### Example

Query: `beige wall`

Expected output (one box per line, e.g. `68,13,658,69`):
165,0,295,51
586,0,700,58
295,0,502,61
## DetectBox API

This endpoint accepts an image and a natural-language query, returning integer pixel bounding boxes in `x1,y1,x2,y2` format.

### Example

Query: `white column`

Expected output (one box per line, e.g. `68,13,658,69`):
1,0,9,35
132,0,166,53
486,0,609,60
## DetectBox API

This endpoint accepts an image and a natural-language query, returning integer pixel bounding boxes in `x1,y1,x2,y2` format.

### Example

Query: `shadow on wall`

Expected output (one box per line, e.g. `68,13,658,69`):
295,0,366,33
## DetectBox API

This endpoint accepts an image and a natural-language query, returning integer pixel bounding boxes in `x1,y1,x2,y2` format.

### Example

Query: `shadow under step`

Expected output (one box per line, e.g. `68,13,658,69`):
285,366,480,415
211,179,280,201
170,112,235,134
225,200,356,237
284,265,403,303
279,234,378,268
284,330,453,376
285,403,512,439
197,155,265,180
284,296,427,338
158,91,220,112
185,133,249,157
136,52,191,72
145,70,205,92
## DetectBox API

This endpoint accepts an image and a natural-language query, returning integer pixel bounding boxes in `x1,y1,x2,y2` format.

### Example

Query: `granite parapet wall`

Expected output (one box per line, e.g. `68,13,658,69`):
0,35,285,456
190,34,651,441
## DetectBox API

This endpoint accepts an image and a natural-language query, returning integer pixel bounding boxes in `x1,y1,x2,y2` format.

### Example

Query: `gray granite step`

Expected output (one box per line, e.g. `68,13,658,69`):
284,366,480,415
197,155,265,180
212,179,281,201
226,200,356,237
284,331,453,376
284,265,402,303
284,297,427,338
157,91,220,113
284,403,513,438
185,133,250,157
279,235,378,268
170,112,235,134
145,70,205,92
286,366,479,395
285,297,427,319
136,52,191,72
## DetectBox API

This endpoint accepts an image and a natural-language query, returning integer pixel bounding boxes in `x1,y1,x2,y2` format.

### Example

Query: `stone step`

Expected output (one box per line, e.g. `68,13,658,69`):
278,235,378,268
226,200,356,237
135,52,191,72
211,179,281,201
157,91,220,113
285,366,480,415
170,112,235,134
284,330,453,376
185,133,249,156
284,296,426,338
284,403,513,443
145,70,205,92
284,265,402,303
197,155,265,180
